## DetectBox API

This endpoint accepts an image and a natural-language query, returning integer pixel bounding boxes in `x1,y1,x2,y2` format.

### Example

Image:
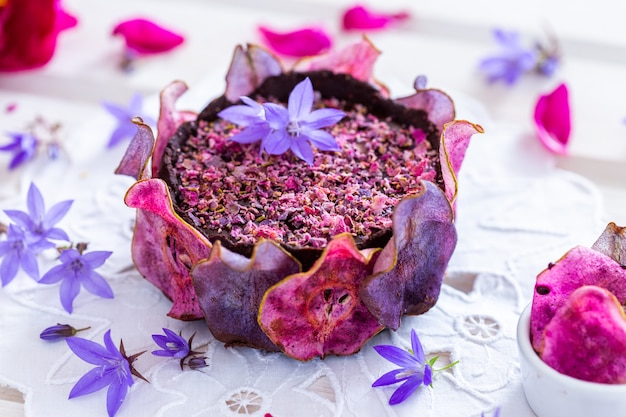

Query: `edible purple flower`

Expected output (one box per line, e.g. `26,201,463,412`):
219,77,345,164
151,328,204,369
40,323,90,341
482,408,502,417
0,224,43,285
38,248,113,313
67,330,147,417
217,97,270,144
372,329,433,405
102,93,156,148
479,29,537,85
0,132,38,170
151,328,190,358
4,182,72,247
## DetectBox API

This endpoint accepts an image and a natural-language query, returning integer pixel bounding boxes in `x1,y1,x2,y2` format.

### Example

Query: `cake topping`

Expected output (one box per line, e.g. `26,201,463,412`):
173,96,438,250
218,77,345,164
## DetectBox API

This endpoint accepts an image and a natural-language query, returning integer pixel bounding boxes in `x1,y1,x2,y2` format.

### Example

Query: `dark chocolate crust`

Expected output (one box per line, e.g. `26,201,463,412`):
160,71,443,269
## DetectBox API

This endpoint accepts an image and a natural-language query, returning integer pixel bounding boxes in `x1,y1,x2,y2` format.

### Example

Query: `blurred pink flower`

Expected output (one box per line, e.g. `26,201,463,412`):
533,83,571,155
0,0,77,71
341,4,409,31
112,18,184,55
258,25,332,57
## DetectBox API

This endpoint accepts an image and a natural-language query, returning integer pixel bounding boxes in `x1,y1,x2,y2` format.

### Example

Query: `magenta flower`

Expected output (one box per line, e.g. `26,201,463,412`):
533,83,571,155
102,93,156,148
4,182,72,247
258,25,332,57
67,330,147,417
341,5,409,31
0,224,42,285
38,248,113,313
0,132,38,169
218,77,345,164
112,18,184,55
372,329,433,405
0,0,77,71
479,29,537,85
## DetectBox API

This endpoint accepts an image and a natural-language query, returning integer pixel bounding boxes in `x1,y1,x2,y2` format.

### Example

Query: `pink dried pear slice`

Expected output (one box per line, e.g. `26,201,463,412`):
591,222,626,266
125,179,212,320
439,121,484,205
395,81,456,134
258,234,383,361
224,44,283,102
530,245,626,352
152,81,197,176
115,118,155,180
192,240,301,352
360,180,457,330
541,285,626,383
292,36,381,85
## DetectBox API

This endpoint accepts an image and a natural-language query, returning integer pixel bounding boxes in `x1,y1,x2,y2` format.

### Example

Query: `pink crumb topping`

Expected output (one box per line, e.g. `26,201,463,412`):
173,99,438,249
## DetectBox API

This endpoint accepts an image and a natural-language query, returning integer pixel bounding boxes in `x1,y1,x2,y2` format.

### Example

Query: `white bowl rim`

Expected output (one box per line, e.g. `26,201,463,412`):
517,303,626,392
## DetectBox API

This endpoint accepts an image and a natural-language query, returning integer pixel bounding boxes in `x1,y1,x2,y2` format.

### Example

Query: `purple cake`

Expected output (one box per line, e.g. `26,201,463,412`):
117,40,482,360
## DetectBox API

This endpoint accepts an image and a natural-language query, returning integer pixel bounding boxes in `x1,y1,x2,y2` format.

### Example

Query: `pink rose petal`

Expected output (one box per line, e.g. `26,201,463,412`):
533,82,571,155
341,4,410,31
258,25,332,58
0,0,77,71
112,18,185,55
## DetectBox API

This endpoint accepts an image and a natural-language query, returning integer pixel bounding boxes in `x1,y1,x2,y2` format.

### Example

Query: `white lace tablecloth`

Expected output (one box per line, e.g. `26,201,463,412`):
0,95,605,417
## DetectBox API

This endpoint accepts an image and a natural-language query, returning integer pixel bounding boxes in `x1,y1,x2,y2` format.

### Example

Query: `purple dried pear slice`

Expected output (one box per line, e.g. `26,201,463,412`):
439,120,484,205
192,240,301,352
530,245,626,353
125,178,212,320
292,36,382,90
115,118,155,180
541,285,626,383
152,81,197,177
359,180,457,330
258,234,383,361
395,81,455,134
591,222,626,266
224,44,283,102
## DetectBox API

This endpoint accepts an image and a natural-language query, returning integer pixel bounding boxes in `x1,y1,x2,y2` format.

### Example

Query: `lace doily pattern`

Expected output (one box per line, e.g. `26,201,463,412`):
0,119,604,417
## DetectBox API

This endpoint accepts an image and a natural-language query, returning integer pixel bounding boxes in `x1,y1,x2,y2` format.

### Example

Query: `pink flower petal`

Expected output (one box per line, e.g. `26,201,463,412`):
112,18,184,55
341,4,410,31
0,0,77,71
258,25,332,58
533,82,571,155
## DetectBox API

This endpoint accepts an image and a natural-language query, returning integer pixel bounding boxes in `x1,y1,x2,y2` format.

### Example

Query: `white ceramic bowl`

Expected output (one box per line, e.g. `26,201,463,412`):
517,304,626,417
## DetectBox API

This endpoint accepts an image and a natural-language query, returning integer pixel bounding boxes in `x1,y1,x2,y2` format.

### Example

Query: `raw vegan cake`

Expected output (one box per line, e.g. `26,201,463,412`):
117,39,482,360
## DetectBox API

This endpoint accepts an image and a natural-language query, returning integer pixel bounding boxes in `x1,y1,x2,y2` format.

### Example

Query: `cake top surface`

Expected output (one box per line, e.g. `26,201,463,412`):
167,94,439,252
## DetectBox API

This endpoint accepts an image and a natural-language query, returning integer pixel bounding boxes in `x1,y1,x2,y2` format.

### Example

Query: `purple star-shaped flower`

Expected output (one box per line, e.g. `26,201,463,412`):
38,248,113,313
151,328,205,369
102,93,156,148
151,328,190,358
4,182,72,247
67,330,147,417
372,329,433,405
0,132,39,170
479,29,537,85
0,224,44,285
218,77,345,164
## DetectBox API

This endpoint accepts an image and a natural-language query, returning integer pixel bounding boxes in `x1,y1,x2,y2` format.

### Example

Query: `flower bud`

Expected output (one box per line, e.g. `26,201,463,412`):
40,324,89,341
187,356,208,370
